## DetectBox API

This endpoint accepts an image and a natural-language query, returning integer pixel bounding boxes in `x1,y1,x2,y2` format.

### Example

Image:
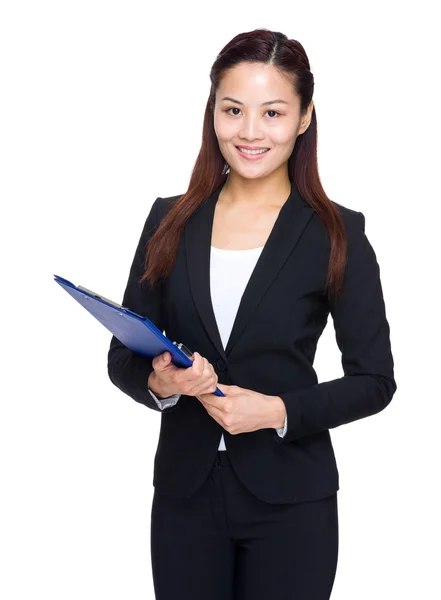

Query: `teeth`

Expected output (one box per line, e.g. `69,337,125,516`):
238,147,269,155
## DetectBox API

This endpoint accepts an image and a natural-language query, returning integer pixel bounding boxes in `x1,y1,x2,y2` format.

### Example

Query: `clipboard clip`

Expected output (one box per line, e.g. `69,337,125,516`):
173,341,195,361
77,286,142,319
77,286,123,309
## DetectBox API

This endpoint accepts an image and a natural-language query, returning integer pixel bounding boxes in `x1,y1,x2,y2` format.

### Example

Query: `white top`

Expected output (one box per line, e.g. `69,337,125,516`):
148,244,288,446
210,244,265,351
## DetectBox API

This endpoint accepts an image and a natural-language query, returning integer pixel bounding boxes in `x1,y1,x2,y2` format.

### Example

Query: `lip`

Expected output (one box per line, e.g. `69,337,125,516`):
236,145,269,150
236,146,271,161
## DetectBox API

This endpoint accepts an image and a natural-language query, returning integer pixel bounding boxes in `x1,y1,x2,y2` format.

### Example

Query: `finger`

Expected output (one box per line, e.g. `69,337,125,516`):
152,351,171,371
204,402,225,423
177,354,216,394
192,379,218,396
203,359,214,378
176,353,203,386
191,352,204,376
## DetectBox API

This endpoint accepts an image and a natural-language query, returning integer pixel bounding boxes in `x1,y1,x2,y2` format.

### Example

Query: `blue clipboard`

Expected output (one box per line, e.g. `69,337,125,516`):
54,274,225,397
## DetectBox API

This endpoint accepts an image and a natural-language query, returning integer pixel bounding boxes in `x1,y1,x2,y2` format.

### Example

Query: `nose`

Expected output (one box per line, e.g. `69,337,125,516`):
239,113,264,141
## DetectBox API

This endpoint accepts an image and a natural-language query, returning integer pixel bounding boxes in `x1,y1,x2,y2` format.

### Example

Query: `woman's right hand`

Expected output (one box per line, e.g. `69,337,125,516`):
148,351,219,398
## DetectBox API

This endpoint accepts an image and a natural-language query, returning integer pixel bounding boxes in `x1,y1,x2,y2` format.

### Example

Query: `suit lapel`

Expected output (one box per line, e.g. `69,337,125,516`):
185,180,315,360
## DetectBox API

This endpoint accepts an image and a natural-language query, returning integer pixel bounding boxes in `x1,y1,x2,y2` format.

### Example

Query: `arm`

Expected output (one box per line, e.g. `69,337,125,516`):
107,197,180,413
272,211,397,444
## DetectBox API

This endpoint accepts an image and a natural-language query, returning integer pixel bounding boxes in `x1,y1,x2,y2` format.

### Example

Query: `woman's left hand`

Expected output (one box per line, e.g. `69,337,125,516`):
196,383,285,434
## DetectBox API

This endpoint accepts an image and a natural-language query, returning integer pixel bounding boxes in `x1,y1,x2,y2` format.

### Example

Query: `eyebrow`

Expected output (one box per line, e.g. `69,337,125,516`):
220,96,289,106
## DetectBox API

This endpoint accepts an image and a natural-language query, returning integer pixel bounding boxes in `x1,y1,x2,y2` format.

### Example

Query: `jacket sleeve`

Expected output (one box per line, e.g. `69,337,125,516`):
273,211,397,444
107,197,182,413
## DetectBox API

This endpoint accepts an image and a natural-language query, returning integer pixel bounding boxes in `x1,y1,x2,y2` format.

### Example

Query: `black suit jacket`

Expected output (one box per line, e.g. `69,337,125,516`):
107,180,397,504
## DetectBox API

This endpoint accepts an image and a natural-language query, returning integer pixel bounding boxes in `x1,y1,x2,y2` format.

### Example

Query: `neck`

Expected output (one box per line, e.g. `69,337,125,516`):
220,170,291,209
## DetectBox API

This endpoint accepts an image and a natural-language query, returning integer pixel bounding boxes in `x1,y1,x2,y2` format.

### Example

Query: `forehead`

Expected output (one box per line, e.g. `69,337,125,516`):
216,62,297,104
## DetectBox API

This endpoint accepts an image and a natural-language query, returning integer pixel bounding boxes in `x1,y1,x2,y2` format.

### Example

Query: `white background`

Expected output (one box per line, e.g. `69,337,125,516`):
1,1,440,598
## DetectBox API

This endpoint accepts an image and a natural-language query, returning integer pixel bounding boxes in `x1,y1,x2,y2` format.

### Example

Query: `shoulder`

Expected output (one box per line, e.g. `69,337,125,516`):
139,194,183,237
330,200,365,233
305,200,366,255
155,193,183,222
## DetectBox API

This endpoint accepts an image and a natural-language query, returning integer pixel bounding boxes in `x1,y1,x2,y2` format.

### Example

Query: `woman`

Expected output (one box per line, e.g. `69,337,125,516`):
107,28,397,600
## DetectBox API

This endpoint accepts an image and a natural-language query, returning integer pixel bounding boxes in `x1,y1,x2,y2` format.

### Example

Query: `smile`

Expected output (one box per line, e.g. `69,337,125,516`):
236,147,271,160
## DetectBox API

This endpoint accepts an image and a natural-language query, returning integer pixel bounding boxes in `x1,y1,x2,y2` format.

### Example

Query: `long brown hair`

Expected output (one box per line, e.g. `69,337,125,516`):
140,28,347,302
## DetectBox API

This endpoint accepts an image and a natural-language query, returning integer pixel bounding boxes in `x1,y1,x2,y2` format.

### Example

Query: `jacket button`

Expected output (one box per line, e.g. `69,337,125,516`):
216,359,227,371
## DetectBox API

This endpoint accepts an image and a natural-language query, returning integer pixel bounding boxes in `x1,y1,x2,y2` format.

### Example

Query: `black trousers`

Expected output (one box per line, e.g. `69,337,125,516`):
151,450,339,600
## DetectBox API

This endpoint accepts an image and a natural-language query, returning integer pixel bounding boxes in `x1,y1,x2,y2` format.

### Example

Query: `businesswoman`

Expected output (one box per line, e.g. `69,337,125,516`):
107,29,397,600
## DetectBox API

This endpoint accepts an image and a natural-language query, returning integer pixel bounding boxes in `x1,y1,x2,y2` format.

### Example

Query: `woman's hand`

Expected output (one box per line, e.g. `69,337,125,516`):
149,351,218,398
196,384,286,434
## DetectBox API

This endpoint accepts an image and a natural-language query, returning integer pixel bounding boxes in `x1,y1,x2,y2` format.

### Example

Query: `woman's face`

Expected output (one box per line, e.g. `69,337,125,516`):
214,62,312,180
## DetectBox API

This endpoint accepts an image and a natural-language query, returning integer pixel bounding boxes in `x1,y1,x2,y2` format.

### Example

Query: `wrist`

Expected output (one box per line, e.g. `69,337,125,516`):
268,395,286,429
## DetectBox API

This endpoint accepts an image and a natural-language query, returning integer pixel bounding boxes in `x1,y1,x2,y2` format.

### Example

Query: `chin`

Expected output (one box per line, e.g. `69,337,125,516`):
237,169,269,180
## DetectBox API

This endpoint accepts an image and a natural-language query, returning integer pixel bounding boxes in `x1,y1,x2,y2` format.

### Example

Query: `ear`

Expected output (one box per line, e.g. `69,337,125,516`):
299,100,314,135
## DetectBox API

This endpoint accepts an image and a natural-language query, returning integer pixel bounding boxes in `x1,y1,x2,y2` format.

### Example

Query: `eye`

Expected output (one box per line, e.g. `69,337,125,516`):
225,107,280,119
